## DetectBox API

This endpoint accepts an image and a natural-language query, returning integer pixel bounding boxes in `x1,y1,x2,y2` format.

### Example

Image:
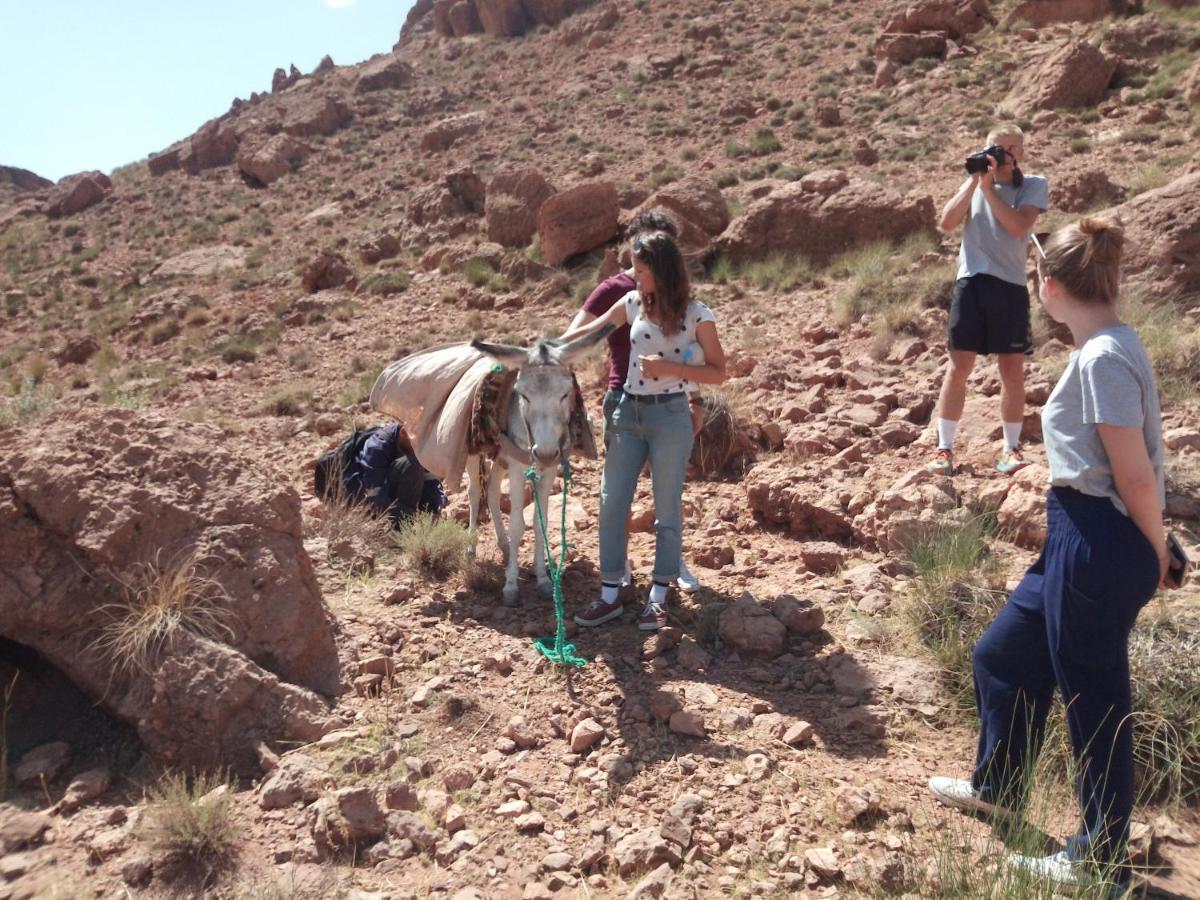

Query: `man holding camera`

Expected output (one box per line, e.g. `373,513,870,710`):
929,125,1049,476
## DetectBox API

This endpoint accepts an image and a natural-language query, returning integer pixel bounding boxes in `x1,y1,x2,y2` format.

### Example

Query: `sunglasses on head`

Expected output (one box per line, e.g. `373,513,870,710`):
1030,232,1047,259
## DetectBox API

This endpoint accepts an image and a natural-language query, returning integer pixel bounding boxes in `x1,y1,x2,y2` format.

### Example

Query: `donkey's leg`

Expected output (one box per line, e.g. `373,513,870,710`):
465,455,482,559
487,459,506,560
533,467,555,601
502,459,526,605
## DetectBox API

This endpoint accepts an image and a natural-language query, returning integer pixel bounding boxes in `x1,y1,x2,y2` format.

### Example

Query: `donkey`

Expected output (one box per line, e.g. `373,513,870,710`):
467,330,610,605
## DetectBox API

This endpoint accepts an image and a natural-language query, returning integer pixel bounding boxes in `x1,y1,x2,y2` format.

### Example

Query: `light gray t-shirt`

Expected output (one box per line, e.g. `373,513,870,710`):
957,174,1050,286
622,291,715,396
1042,325,1165,516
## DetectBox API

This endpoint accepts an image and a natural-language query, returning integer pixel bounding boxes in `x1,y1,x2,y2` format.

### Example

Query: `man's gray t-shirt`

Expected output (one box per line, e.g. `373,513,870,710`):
1042,325,1165,516
957,174,1049,286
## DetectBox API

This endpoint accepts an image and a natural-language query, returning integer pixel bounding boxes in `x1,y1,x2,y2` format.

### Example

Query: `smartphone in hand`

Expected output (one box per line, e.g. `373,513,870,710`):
1165,532,1190,590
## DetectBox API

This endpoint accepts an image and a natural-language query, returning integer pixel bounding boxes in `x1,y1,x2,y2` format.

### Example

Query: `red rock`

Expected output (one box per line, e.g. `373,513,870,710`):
1009,0,1135,27
486,168,557,247
447,1,483,36
668,710,706,737
536,181,620,266
1001,40,1116,113
237,133,310,186
613,828,681,877
569,717,606,753
476,0,529,36
355,54,414,92
648,689,683,722
45,171,112,218
632,176,731,260
884,0,992,40
714,178,935,266
0,409,340,776
0,165,52,191
782,721,815,747
301,252,354,293
1098,171,1200,293
421,111,488,152
180,119,238,174
147,147,181,176
281,93,352,137
719,593,786,658
873,32,948,66
997,464,1049,549
772,594,826,634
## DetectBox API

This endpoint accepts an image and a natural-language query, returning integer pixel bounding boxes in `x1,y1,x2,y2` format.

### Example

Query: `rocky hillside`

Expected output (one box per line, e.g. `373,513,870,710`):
1,0,1199,898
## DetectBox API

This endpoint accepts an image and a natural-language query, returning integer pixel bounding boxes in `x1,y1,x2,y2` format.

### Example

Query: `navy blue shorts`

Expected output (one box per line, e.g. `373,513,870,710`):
948,273,1031,355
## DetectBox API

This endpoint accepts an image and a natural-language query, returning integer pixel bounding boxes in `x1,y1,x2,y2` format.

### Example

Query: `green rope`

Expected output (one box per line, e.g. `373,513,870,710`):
526,459,587,668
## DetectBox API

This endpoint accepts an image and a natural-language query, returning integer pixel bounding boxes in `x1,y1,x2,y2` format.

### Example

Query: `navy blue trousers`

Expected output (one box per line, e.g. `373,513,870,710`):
971,487,1159,882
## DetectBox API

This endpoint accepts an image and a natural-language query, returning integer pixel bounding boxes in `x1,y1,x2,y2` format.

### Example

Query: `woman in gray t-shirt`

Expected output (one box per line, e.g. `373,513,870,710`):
928,218,1177,896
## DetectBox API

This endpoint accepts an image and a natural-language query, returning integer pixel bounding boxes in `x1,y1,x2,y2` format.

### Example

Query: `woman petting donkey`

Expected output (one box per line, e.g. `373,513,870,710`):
930,217,1182,897
561,229,727,632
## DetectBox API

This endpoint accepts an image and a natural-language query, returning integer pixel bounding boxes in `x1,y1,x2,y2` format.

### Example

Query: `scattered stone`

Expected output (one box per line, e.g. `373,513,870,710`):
668,710,706,737
14,741,71,786
772,594,826,635
59,767,111,812
612,828,681,877
515,811,546,832
782,721,815,747
719,593,787,657
120,854,153,887
835,785,881,826
629,862,674,898
569,718,606,754
385,781,420,812
805,847,841,880
312,787,387,851
744,752,771,781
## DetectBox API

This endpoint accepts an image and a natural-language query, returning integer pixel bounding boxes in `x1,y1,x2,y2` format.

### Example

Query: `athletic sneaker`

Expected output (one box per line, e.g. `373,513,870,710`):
637,601,668,631
997,447,1029,475
1006,851,1127,898
927,777,1018,823
676,558,701,593
927,448,954,475
620,557,633,588
574,597,623,628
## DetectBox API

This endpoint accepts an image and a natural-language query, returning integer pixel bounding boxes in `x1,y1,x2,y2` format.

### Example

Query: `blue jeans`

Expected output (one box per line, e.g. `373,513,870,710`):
599,392,693,584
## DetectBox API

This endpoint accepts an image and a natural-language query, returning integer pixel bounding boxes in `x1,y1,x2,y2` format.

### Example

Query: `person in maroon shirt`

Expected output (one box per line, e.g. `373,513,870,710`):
566,209,702,592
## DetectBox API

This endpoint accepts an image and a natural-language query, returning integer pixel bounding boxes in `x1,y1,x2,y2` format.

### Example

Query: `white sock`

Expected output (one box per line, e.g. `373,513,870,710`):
1003,422,1022,452
601,582,619,603
649,582,669,605
937,418,959,451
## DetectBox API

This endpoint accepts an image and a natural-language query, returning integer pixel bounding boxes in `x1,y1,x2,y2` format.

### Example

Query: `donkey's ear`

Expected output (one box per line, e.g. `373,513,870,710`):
553,324,615,366
471,338,529,368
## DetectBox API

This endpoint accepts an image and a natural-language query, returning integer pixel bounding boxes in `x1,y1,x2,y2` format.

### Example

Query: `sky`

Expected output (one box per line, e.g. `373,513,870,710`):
0,0,417,182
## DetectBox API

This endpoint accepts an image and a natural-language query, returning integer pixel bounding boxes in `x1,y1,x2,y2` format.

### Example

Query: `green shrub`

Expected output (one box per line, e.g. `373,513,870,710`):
463,258,509,293
360,271,411,296
394,513,473,579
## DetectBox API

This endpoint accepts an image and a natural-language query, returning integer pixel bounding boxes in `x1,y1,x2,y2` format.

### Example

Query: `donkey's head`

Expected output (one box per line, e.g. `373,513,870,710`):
472,328,611,467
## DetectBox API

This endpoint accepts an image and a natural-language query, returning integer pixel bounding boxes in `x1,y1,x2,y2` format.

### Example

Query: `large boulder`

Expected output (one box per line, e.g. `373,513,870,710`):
237,133,311,186
421,111,488,153
179,119,239,174
408,169,486,228
1000,40,1116,113
355,54,414,93
874,32,948,65
44,171,112,218
0,409,341,775
486,168,557,247
280,92,353,137
536,181,620,266
448,1,484,36
1099,172,1200,293
633,176,731,261
713,177,935,265
476,0,529,36
883,0,993,39
1009,0,1137,27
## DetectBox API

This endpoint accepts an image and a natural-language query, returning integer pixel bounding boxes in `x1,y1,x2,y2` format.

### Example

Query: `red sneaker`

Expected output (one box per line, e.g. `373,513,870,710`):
927,448,954,475
637,602,668,632
574,597,623,627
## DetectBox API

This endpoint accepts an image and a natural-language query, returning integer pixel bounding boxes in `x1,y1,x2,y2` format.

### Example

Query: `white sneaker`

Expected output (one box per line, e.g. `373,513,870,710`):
1006,851,1127,898
928,776,1018,822
620,557,633,588
1006,850,1082,891
676,557,700,593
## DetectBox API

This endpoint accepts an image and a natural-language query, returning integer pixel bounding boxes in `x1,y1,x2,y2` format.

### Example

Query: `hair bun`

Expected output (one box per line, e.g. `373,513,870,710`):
1078,216,1124,267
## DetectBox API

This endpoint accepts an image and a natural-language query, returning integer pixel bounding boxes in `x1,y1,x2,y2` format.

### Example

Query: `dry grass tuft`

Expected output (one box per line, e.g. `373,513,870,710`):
690,392,747,479
394,512,473,579
92,549,234,677
140,771,237,875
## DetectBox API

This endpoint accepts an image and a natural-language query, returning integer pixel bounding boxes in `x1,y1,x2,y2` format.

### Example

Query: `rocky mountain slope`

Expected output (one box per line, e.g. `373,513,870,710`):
1,0,1199,897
